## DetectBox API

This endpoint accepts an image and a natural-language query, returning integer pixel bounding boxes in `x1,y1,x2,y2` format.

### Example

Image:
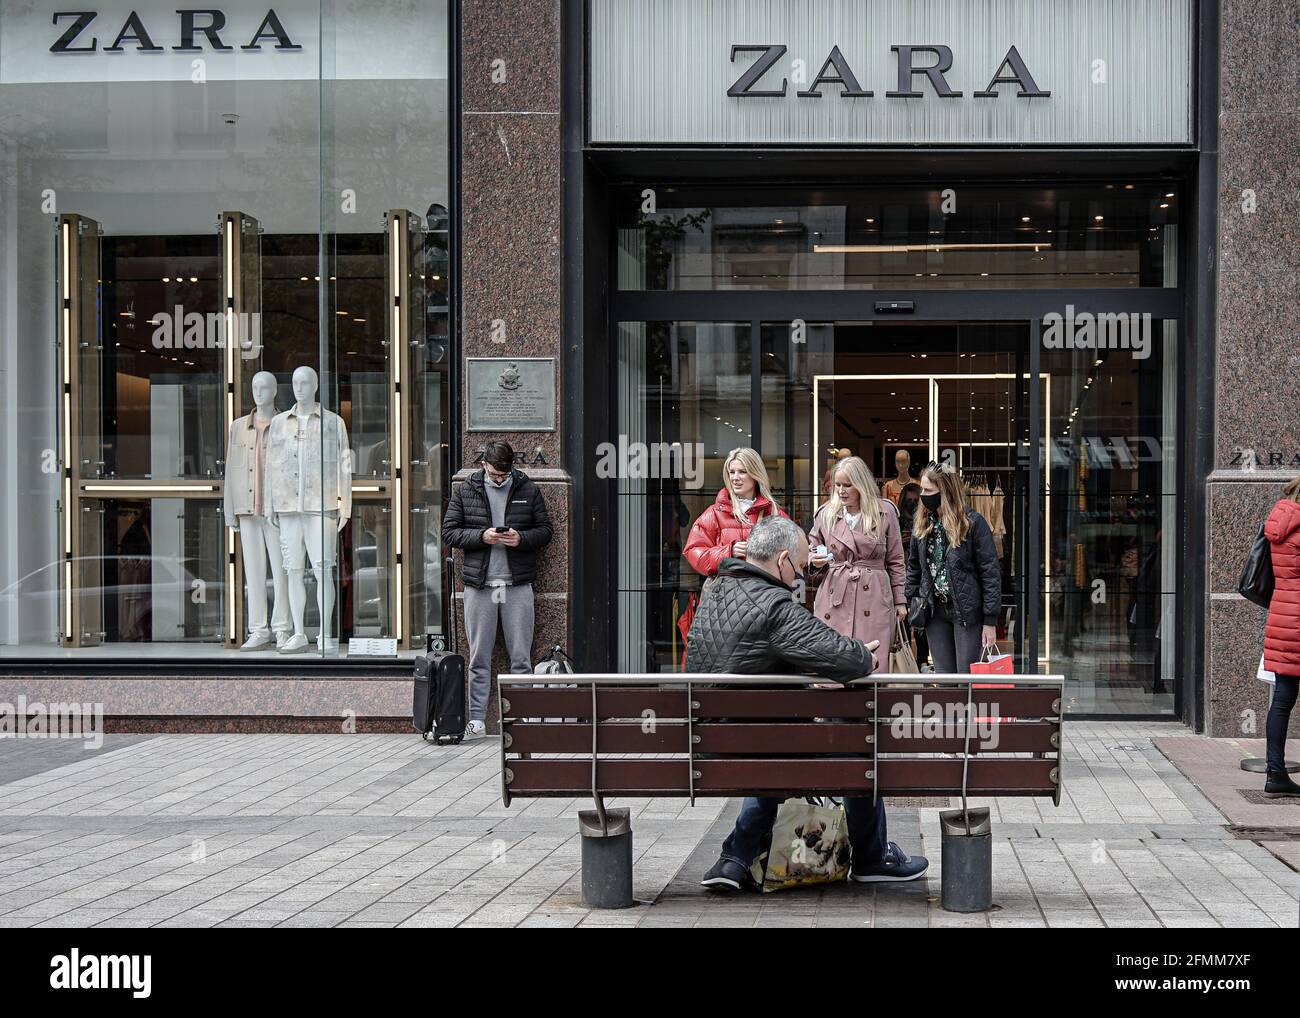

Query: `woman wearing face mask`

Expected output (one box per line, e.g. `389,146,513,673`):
904,462,1002,674
807,456,906,674
684,447,788,583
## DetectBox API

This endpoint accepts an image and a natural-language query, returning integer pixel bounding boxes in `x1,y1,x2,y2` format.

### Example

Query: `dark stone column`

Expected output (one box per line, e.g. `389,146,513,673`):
457,1,567,731
1206,0,1300,736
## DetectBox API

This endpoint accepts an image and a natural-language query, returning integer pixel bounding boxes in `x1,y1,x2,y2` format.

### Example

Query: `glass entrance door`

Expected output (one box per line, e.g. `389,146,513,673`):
777,321,1034,672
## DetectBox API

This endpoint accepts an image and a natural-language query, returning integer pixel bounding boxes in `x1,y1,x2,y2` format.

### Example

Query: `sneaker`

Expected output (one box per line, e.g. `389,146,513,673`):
278,633,309,654
700,858,756,892
1264,771,1300,798
462,720,486,740
240,632,272,651
849,842,930,883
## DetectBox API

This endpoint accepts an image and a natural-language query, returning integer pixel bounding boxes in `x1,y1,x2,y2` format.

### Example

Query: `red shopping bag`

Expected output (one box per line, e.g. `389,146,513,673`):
970,644,1015,722
970,644,1013,683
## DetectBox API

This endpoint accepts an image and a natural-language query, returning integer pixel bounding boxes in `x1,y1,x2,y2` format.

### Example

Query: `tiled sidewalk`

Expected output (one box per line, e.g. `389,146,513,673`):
0,723,1294,928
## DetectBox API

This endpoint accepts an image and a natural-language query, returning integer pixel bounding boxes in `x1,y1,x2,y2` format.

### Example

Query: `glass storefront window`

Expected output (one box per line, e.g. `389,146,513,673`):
617,184,1180,291
0,1,450,660
1042,322,1179,714
616,321,751,672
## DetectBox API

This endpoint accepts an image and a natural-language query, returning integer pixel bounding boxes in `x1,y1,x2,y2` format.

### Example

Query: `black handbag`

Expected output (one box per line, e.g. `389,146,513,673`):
1238,521,1275,609
907,593,933,630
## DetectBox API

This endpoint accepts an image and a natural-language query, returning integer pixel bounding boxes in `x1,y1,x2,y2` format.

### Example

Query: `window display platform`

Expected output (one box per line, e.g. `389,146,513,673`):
0,642,421,663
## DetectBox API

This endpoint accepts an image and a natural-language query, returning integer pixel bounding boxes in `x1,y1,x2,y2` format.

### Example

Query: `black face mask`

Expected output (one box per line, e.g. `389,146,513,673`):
921,493,942,512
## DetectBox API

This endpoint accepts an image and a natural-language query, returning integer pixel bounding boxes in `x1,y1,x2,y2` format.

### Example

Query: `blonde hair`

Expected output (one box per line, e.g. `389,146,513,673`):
1285,476,1300,503
819,456,884,535
912,462,972,545
723,447,777,524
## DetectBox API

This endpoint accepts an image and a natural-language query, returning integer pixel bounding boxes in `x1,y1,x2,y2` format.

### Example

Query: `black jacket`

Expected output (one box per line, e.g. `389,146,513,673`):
684,558,875,681
904,508,1001,627
441,469,554,589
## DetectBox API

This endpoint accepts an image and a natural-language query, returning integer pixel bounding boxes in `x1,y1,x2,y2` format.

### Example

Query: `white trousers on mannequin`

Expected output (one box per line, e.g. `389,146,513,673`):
277,512,338,642
239,515,290,639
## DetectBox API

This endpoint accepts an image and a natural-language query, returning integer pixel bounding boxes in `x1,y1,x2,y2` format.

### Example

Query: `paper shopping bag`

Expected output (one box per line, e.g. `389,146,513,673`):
970,643,1013,683
751,798,851,892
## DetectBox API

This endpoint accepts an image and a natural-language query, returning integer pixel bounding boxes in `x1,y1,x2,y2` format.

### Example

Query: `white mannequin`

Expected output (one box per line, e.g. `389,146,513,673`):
224,371,289,651
267,365,352,654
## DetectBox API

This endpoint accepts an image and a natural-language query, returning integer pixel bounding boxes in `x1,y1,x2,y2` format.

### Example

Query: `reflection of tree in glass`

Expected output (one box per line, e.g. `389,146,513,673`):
639,209,711,289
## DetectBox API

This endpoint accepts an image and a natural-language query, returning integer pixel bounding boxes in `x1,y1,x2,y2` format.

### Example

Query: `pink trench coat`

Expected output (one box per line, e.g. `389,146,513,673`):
807,501,907,674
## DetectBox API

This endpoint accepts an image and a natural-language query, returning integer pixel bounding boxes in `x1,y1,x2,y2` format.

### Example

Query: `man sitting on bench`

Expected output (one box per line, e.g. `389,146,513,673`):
689,515,930,891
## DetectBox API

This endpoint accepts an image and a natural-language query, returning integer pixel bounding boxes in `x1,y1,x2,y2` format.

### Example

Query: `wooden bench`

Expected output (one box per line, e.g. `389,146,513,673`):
498,672,1064,900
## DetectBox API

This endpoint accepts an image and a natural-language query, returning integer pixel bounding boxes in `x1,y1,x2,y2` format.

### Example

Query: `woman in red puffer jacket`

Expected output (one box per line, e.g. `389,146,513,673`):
684,447,789,580
1263,477,1300,797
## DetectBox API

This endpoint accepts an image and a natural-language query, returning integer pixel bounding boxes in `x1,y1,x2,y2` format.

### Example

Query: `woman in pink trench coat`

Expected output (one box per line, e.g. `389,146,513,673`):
807,456,907,674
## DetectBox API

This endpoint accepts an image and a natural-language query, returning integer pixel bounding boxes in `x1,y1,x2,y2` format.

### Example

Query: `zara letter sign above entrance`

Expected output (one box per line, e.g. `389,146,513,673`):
590,0,1194,145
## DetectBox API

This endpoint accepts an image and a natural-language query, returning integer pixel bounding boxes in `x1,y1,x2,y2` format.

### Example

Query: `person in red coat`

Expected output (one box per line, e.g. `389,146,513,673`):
683,447,789,580
1264,478,1300,797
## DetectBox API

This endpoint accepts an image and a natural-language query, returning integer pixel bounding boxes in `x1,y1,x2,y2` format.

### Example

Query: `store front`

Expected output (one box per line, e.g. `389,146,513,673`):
570,0,1204,719
0,1,453,668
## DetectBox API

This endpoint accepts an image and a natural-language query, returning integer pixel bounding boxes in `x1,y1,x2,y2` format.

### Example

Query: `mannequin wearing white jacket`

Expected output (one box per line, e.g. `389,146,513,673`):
224,371,289,651
267,366,352,653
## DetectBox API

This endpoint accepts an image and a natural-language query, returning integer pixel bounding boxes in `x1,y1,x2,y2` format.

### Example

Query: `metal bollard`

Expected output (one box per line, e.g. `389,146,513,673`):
578,807,634,909
939,806,993,913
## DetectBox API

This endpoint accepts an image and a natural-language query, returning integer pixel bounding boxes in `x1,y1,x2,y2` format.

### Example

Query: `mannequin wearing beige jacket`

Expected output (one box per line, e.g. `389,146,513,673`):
224,370,289,651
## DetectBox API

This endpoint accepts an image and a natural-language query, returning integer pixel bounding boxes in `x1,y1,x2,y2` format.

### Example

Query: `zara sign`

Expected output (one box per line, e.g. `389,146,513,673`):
49,9,301,53
590,0,1193,146
726,44,1049,100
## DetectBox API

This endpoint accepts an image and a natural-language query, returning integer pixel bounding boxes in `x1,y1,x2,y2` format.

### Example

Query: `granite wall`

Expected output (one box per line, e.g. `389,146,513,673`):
1206,0,1300,736
457,0,568,731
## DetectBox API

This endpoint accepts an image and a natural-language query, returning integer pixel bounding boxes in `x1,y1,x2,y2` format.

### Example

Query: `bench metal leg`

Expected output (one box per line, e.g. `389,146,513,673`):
578,807,634,909
939,806,993,913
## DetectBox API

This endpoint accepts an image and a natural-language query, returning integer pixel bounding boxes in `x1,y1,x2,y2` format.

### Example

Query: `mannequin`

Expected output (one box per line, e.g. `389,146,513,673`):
882,448,913,507
267,366,352,653
224,371,289,651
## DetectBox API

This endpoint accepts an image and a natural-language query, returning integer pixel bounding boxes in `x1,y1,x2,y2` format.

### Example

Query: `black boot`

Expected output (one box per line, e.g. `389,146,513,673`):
1264,771,1300,798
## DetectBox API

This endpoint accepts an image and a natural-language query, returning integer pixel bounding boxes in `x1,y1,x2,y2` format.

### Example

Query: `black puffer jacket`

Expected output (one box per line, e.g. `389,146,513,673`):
441,469,553,589
904,508,1001,627
685,558,875,681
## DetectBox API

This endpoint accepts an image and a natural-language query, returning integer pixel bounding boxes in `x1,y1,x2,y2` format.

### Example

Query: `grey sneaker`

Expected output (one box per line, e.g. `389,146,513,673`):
463,720,486,740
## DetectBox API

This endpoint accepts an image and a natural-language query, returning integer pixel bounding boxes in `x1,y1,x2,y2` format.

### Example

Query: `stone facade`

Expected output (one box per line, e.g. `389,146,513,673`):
1205,0,1300,735
457,1,567,731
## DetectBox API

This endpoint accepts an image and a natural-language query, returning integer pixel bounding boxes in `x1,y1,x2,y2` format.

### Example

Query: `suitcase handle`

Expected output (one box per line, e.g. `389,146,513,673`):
426,555,459,655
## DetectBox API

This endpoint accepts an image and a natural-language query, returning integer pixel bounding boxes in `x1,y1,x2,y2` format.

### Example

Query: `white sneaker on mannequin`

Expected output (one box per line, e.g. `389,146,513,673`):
279,633,309,654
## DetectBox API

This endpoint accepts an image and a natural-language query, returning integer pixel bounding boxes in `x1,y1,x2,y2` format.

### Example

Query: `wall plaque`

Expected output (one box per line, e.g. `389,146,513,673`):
467,357,556,432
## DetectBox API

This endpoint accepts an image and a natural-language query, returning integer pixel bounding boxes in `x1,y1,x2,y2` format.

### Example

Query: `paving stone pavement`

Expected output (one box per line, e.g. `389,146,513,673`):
0,722,1295,928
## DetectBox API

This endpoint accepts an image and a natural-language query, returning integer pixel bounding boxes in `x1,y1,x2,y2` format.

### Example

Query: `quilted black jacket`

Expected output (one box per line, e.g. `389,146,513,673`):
684,558,875,681
904,508,1002,627
441,469,554,589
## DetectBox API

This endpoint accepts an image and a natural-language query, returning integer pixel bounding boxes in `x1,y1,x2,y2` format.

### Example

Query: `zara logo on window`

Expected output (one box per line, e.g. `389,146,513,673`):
50,8,301,53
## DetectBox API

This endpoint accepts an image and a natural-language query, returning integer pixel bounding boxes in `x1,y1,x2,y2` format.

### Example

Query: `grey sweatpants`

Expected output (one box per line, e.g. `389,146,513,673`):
463,583,535,721
926,600,984,674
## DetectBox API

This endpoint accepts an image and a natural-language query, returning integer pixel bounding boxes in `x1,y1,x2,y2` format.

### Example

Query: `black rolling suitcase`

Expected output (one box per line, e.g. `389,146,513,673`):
413,557,466,744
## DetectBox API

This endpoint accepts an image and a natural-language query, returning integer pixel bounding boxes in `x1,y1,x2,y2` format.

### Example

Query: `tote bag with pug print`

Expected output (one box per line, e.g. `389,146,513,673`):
752,798,851,891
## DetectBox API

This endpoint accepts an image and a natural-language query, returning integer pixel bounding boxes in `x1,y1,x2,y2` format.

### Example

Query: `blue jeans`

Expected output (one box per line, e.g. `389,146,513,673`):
719,796,889,869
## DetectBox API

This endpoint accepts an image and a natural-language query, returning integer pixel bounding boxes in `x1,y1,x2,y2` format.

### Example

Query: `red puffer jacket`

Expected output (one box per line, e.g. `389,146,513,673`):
1264,498,1300,676
683,488,789,578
